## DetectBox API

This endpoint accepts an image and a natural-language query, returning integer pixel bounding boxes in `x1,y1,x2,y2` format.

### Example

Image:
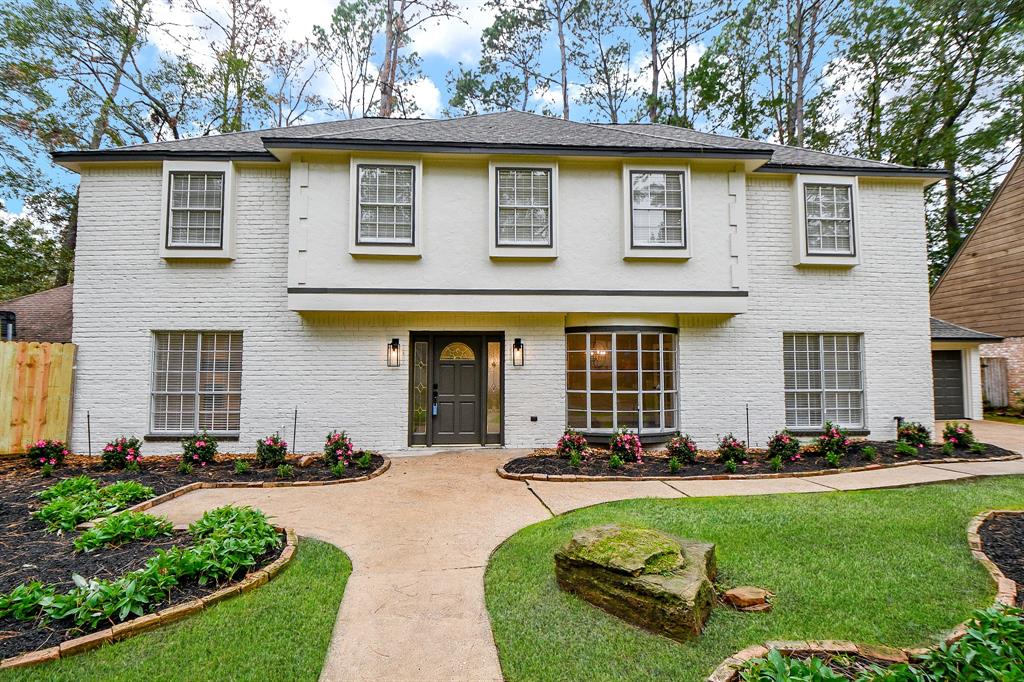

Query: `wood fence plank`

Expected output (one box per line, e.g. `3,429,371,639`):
0,341,76,454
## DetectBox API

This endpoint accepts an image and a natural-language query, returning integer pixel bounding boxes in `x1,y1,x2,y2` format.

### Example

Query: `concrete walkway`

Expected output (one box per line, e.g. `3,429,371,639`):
147,420,1024,682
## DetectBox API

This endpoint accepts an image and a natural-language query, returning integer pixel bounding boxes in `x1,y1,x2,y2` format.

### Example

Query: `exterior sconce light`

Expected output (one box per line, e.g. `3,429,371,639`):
387,338,401,367
512,338,525,366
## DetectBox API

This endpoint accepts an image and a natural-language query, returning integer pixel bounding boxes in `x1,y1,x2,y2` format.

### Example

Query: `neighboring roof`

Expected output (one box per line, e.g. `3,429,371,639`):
52,110,945,176
0,284,74,343
930,317,1002,342
930,154,1024,337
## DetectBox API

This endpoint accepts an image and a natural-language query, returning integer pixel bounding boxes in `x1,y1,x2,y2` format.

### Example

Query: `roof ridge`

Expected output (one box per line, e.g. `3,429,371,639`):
301,116,435,139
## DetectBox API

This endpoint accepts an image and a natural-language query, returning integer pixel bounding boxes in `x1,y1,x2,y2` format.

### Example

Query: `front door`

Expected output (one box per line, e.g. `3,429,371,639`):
433,337,482,444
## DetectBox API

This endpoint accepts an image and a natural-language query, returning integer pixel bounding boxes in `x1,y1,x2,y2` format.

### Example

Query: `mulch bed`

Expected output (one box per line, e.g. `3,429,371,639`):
0,450,382,660
980,513,1024,608
503,441,1017,479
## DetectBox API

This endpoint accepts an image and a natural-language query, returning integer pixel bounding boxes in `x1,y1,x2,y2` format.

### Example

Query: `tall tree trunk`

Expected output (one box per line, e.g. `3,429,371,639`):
943,154,959,263
53,189,78,287
643,0,659,121
556,12,569,119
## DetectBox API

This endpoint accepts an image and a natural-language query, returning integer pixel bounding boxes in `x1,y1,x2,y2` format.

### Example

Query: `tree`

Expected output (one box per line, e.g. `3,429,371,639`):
655,0,725,127
314,0,384,118
377,0,459,117
569,0,633,123
0,194,68,300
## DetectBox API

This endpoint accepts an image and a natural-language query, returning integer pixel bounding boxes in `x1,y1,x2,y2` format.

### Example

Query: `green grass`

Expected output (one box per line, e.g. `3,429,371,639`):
485,476,1024,682
2,538,350,682
984,412,1024,425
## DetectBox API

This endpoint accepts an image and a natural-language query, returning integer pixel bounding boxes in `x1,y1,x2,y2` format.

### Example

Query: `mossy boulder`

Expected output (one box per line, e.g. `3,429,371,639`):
555,524,716,641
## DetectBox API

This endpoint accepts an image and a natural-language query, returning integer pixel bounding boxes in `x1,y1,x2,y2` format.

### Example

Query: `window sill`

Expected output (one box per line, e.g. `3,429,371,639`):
349,243,421,258
787,429,870,438
144,433,240,442
489,245,557,259
794,254,858,267
160,247,234,261
623,247,691,260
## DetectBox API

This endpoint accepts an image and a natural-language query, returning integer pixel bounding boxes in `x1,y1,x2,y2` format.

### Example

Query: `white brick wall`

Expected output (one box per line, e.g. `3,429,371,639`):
70,165,933,455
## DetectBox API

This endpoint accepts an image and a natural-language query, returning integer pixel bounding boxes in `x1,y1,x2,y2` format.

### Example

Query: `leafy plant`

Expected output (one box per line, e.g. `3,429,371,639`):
897,421,931,446
40,463,54,478
556,429,588,458
717,433,746,463
668,456,680,474
724,459,738,474
942,421,976,449
181,431,217,465
815,422,850,465
329,461,346,478
942,442,955,457
27,438,67,468
102,435,143,469
356,452,373,469
769,455,783,472
569,450,582,469
324,430,354,466
767,430,801,462
0,582,57,621
741,648,845,680
256,433,288,468
276,464,295,479
177,460,193,475
860,445,877,461
74,511,173,552
969,442,986,454
33,480,155,532
234,459,250,475
609,428,643,463
895,440,917,457
37,475,97,502
608,453,623,470
666,433,698,464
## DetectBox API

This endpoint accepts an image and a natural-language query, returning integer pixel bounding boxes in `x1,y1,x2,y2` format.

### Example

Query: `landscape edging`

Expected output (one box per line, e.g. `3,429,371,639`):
0,528,300,671
705,509,1022,682
496,454,1020,483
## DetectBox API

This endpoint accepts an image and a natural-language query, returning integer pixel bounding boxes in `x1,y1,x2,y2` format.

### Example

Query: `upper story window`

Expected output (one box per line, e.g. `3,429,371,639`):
357,165,415,245
496,168,552,246
804,183,854,255
167,171,224,248
630,170,685,248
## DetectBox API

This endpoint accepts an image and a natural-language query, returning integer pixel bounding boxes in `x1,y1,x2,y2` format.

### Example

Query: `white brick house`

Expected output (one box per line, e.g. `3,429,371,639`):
53,112,945,454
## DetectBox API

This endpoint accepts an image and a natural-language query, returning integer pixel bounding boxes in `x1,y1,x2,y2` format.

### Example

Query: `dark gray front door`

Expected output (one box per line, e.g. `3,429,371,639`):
932,350,965,419
432,337,482,444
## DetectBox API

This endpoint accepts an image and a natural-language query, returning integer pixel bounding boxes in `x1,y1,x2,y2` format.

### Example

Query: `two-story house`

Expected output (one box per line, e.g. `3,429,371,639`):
53,111,945,454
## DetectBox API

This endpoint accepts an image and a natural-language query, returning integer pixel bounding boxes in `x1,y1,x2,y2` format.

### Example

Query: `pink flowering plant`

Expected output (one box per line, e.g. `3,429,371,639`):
556,429,588,458
666,432,698,464
716,433,747,463
102,435,143,469
324,430,355,466
897,421,931,447
942,421,976,449
816,421,851,466
767,430,801,462
181,431,218,466
26,439,68,468
256,432,288,467
609,428,643,463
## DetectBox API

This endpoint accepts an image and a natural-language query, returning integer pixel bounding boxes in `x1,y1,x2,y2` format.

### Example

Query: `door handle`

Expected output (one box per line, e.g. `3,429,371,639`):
432,390,439,416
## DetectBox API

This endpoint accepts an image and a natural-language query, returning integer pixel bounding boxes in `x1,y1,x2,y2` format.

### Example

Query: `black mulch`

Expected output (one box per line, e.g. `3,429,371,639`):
980,513,1024,608
503,441,1017,479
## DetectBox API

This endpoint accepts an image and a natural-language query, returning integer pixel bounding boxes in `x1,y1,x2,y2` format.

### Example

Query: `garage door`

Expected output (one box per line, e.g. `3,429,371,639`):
932,350,964,419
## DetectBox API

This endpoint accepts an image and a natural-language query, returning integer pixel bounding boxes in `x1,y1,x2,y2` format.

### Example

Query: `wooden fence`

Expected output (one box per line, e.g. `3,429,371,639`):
982,356,1009,408
0,342,76,455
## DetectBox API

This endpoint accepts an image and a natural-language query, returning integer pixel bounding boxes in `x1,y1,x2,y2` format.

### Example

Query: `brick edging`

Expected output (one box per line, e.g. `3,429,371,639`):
706,509,1022,682
0,528,300,671
496,454,1021,483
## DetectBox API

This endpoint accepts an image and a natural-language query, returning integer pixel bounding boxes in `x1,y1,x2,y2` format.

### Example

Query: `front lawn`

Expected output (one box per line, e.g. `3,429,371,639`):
1,538,350,682
985,412,1024,426
485,476,1024,681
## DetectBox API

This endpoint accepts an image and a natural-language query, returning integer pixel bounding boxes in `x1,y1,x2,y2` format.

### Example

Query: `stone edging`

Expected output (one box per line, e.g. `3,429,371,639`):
705,509,1022,682
0,528,300,671
496,454,1020,483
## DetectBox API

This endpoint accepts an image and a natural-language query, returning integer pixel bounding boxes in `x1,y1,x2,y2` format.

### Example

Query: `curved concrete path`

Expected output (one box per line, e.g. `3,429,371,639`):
147,421,1024,681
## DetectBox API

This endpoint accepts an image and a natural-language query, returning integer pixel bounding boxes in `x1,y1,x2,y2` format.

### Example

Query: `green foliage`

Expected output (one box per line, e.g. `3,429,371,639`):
0,210,65,300
40,462,54,478
73,512,173,553
666,433,698,464
33,479,154,532
276,464,295,479
324,430,354,466
969,442,987,455
181,432,217,465
569,450,582,469
895,441,918,457
668,456,680,474
102,435,142,469
942,442,955,457
26,438,67,468
177,460,193,475
37,475,97,501
717,433,747,463
233,459,250,475
942,422,976,449
0,581,57,621
608,453,623,470
329,462,346,478
860,446,877,462
356,452,373,469
255,433,288,468
767,430,801,462
897,422,931,446
724,459,738,474
815,422,850,466
769,455,783,472
741,648,844,681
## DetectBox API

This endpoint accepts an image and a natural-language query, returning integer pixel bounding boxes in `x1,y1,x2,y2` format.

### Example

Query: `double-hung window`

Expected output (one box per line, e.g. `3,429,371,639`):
151,331,243,434
357,165,415,244
167,172,224,248
803,183,855,255
496,168,552,246
630,170,686,248
783,333,864,429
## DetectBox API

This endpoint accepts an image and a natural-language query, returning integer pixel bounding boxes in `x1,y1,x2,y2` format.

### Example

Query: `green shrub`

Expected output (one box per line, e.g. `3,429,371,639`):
276,464,295,479
74,511,173,552
766,430,801,462
860,445,877,461
324,430,354,466
26,438,68,468
0,582,57,621
33,480,155,532
569,450,582,469
234,459,250,475
37,475,97,502
256,433,288,467
102,435,143,469
608,453,623,470
942,421,976,449
181,431,217,465
666,433,698,464
717,433,747,463
177,460,193,475
556,429,588,458
609,428,643,462
724,459,738,474
40,463,54,478
897,421,931,446
668,456,681,474
769,455,783,472
740,649,845,681
942,442,955,456
895,440,917,457
815,422,850,466
356,452,373,469
969,442,987,454
330,462,346,478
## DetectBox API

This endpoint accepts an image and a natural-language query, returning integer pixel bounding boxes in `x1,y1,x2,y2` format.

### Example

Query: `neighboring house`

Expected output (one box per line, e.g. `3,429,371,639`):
0,284,74,343
931,155,1024,409
930,317,1001,420
52,111,944,454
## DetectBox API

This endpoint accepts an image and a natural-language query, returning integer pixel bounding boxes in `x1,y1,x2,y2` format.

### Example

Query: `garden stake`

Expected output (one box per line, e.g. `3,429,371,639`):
745,403,750,447
87,410,92,457
292,408,298,454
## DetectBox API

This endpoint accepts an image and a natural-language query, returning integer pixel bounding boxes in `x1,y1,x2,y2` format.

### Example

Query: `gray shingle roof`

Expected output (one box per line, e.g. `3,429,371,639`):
52,110,945,176
0,284,73,343
930,317,1003,342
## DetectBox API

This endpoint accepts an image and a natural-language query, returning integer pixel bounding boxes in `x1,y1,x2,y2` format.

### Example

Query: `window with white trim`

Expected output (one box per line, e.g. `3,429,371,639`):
357,165,415,244
496,168,552,246
566,330,677,433
804,184,854,255
151,331,242,433
630,170,685,247
784,333,864,429
167,172,224,247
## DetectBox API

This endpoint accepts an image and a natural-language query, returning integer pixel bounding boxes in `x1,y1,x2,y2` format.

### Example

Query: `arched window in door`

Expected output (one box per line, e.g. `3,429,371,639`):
439,342,475,360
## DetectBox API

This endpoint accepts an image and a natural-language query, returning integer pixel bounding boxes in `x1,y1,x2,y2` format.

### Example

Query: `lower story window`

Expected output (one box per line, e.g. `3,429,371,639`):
566,329,677,433
151,331,242,433
784,333,863,429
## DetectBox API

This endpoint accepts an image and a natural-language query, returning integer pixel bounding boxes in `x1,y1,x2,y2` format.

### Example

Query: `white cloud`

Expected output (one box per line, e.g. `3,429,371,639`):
404,77,442,117
408,0,495,63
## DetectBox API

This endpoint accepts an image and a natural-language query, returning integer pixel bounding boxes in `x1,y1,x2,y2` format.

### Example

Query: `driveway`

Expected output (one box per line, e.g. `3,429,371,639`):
146,420,1024,682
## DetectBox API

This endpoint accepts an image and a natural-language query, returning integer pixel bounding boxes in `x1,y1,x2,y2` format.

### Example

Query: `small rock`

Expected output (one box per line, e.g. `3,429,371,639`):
297,455,318,468
724,586,772,609
739,602,772,612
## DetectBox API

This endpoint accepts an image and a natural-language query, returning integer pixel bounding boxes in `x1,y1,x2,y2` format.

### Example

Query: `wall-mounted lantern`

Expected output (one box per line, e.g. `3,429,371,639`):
387,338,401,367
512,338,525,366
0,311,14,341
